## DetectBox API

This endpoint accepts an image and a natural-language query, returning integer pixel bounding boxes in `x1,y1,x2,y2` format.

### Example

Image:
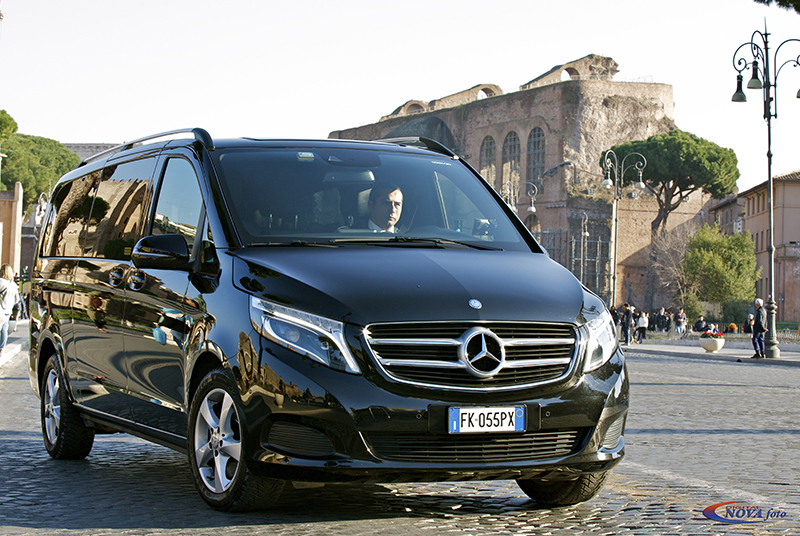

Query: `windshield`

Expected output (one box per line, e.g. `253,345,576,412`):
211,146,537,252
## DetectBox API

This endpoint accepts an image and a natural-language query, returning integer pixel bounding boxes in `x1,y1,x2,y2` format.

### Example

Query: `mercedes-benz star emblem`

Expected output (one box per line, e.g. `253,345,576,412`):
469,299,482,310
458,327,505,378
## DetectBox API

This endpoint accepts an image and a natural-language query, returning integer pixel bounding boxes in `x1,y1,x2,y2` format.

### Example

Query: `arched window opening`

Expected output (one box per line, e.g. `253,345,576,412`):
406,103,424,114
502,132,521,206
561,67,580,81
525,214,540,234
527,127,545,184
479,136,496,189
477,88,495,100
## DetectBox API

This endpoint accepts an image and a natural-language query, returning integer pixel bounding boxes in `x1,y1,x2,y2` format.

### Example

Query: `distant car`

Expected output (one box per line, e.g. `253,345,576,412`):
29,128,627,511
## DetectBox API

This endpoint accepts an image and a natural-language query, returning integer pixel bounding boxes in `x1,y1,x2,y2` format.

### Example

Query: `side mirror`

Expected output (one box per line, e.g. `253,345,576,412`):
131,234,191,270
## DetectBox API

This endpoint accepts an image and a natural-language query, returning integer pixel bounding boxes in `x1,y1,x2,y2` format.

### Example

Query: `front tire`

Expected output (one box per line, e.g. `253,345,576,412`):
516,471,610,506
187,368,284,511
40,355,95,459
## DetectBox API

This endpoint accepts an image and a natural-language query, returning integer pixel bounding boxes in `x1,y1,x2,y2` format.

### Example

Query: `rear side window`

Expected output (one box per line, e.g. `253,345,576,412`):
40,172,101,258
82,158,154,260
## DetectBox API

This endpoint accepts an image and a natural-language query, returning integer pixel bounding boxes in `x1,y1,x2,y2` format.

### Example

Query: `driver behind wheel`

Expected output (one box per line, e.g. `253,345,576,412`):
367,182,403,233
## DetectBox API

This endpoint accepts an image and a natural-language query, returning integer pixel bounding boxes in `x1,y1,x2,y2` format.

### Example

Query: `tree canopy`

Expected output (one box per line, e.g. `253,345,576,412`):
1,131,81,212
0,110,18,144
605,129,739,237
682,224,760,304
753,0,800,14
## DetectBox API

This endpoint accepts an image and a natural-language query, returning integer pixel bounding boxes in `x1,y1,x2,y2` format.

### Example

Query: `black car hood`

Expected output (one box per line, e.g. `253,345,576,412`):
233,246,587,326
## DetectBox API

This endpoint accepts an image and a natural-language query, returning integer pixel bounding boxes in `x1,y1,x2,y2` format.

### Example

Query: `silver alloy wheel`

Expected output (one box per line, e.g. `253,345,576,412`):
193,387,243,493
43,368,61,446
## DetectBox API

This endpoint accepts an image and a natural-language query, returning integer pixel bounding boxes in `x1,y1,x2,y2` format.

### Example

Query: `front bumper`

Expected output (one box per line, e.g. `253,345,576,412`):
236,336,628,484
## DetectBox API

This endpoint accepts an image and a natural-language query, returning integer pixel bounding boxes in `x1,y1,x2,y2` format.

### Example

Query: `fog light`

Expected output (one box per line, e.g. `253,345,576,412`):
602,417,624,450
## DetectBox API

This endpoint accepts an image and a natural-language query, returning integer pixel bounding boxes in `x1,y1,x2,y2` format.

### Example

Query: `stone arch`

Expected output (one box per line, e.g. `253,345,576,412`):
477,86,497,99
403,101,426,115
561,67,581,81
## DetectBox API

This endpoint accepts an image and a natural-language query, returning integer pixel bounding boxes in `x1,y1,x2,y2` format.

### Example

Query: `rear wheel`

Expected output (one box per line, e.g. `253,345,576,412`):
188,368,284,511
516,471,609,506
40,355,95,459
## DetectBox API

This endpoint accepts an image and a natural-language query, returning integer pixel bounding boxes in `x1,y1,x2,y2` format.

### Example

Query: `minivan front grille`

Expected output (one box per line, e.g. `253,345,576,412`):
364,429,583,463
365,322,578,391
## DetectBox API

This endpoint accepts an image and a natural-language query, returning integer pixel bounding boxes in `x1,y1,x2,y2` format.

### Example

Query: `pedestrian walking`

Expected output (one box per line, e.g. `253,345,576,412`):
752,298,768,359
743,314,754,334
0,264,22,358
674,307,687,334
635,311,649,343
621,303,633,345
655,308,668,332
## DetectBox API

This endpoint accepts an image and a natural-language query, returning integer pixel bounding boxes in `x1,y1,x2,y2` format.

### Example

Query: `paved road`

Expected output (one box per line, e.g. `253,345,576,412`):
1,331,799,534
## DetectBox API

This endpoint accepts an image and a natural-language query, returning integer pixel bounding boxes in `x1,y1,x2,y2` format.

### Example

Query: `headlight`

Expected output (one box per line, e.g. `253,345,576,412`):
583,309,618,373
250,296,360,374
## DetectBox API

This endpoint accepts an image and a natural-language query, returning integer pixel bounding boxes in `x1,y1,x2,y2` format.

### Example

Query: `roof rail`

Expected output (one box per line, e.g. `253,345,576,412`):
377,137,457,158
78,128,214,167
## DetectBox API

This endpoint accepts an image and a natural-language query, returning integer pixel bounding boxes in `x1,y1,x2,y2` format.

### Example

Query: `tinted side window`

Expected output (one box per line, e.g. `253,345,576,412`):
82,159,154,260
152,158,204,254
43,172,101,258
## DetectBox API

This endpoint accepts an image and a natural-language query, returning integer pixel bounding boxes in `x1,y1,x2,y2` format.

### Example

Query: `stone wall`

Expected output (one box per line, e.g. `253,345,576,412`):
0,182,23,275
64,143,117,162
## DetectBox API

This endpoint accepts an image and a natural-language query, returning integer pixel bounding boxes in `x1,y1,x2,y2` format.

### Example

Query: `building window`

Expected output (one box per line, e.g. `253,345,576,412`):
527,127,545,183
502,131,521,202
525,214,540,233
479,136,496,189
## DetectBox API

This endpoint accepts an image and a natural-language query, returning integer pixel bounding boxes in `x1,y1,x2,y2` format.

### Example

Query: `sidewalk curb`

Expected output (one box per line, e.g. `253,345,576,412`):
624,342,800,367
1,320,29,369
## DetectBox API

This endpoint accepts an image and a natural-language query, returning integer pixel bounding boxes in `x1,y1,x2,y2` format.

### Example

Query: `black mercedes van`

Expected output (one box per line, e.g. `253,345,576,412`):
29,128,627,511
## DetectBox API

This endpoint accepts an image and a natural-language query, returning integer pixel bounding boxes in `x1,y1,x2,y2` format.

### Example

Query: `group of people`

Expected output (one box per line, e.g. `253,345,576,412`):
610,299,770,357
611,304,683,345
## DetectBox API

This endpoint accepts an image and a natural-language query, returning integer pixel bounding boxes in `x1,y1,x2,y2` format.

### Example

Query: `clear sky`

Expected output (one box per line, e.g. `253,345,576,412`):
1,0,799,192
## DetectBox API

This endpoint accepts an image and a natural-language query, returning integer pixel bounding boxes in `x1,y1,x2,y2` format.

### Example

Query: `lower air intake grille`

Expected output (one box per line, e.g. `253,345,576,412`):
364,429,583,463
267,422,336,458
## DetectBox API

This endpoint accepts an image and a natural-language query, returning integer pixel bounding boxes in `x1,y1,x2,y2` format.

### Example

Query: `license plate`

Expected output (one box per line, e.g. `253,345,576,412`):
448,406,525,434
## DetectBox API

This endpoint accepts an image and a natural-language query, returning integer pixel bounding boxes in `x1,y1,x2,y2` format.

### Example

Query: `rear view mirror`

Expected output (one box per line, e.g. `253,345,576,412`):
131,234,190,270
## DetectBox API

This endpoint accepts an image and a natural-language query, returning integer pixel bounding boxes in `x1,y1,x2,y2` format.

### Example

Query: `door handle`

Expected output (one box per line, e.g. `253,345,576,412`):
128,271,146,292
109,267,125,287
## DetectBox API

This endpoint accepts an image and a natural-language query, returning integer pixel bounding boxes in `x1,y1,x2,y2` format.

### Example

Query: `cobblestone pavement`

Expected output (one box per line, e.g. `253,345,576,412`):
1,343,799,535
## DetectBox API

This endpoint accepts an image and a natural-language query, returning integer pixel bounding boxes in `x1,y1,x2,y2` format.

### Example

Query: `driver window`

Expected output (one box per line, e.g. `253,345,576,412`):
152,158,204,255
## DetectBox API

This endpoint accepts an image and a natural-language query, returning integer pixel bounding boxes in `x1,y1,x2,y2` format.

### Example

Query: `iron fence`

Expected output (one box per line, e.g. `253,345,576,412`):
532,231,612,305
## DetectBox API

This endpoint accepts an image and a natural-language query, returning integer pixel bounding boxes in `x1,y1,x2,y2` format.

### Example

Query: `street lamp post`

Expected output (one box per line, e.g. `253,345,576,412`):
601,150,647,307
525,182,539,215
731,23,800,358
580,212,589,284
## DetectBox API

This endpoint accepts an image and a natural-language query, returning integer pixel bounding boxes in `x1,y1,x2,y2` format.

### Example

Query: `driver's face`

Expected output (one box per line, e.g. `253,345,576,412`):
369,189,403,230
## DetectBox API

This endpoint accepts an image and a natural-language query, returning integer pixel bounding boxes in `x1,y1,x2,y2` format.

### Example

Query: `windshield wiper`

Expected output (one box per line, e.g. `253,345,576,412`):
389,236,502,250
328,236,502,250
246,240,337,248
